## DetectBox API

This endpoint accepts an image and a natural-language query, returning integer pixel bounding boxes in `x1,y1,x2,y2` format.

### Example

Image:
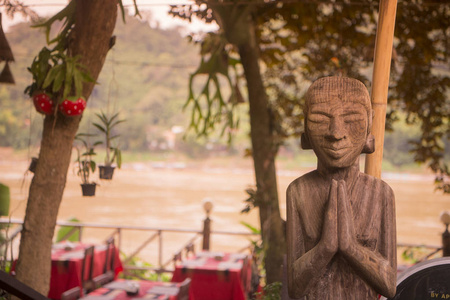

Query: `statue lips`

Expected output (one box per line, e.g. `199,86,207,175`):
323,143,351,160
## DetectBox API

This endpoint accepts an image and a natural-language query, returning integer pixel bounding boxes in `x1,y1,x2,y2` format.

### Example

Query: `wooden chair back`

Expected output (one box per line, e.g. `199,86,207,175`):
92,237,116,288
104,237,115,273
177,278,191,300
60,286,81,300
81,245,95,291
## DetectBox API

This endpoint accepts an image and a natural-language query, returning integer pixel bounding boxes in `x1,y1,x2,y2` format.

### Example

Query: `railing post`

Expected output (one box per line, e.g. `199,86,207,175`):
118,228,122,254
202,199,213,251
158,230,163,277
441,211,450,257
78,225,82,242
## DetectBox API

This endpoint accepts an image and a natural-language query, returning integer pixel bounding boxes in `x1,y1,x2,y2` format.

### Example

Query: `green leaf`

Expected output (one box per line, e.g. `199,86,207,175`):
78,69,96,84
111,119,126,129
42,64,63,89
240,221,260,234
32,0,76,45
62,62,73,100
73,69,83,97
92,123,106,133
115,149,122,168
118,0,126,23
89,161,96,173
52,69,65,93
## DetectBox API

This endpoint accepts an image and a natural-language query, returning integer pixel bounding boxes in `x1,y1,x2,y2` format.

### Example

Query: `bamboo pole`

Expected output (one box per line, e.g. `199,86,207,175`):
364,0,398,178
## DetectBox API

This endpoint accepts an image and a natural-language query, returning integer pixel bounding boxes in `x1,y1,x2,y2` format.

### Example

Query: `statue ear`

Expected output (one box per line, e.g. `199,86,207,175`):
362,134,375,154
301,133,312,150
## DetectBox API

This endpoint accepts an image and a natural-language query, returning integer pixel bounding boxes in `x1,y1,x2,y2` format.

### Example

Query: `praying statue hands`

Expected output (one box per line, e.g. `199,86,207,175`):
323,179,356,256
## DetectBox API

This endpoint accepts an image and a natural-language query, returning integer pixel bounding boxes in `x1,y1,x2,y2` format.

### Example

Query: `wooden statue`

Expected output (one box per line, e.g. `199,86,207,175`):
286,76,397,299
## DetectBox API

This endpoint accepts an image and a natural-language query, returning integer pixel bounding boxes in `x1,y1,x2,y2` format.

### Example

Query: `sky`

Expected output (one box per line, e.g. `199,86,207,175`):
1,0,218,33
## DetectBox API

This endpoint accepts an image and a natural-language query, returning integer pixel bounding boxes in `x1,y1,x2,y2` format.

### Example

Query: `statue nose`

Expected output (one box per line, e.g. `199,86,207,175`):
327,117,346,140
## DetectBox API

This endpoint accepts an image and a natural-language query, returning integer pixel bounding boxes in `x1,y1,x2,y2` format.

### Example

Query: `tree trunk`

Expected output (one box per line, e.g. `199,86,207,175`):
212,4,286,284
14,0,117,294
238,33,286,286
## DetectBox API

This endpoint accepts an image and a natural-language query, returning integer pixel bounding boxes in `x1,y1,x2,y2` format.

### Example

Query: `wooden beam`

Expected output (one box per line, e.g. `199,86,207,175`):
364,0,398,178
0,270,49,300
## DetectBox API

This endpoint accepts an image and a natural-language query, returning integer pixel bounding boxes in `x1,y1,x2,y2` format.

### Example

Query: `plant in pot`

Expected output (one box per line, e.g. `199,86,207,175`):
74,133,100,196
28,157,38,173
23,1,95,118
93,111,125,180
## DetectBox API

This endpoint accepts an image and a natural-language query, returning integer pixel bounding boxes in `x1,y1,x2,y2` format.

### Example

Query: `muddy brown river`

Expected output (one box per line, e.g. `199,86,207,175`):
0,155,448,266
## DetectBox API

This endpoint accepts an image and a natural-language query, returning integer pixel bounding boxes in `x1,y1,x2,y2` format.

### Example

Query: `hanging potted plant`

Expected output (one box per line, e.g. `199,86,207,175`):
93,111,125,180
74,133,100,196
24,1,94,117
28,157,38,173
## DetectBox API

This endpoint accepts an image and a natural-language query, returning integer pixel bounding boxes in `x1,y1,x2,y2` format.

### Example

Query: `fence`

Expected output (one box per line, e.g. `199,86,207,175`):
0,215,260,278
1,211,449,277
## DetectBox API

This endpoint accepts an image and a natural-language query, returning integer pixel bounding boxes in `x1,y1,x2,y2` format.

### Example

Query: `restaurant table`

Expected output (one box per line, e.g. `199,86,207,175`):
171,251,251,300
48,241,123,299
79,279,181,300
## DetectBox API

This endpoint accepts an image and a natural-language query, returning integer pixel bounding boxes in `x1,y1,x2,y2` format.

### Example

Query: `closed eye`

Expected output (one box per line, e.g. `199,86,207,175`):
308,113,330,123
343,113,365,123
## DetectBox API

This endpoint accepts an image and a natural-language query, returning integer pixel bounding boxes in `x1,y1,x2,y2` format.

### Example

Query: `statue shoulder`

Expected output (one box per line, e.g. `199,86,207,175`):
287,170,321,201
358,173,395,200
287,170,320,191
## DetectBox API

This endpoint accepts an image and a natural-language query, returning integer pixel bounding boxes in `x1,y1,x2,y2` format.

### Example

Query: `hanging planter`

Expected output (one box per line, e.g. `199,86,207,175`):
59,96,87,117
99,165,115,180
93,111,125,181
33,93,54,115
25,49,94,117
28,157,38,173
74,133,100,197
0,13,15,85
24,1,94,117
81,183,96,197
0,61,14,84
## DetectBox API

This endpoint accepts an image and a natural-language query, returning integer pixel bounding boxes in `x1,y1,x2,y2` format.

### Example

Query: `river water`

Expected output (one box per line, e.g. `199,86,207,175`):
0,155,448,266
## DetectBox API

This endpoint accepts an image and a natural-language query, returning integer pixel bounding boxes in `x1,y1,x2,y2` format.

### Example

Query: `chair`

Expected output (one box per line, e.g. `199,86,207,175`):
60,287,80,300
60,245,95,300
82,245,96,291
240,255,249,293
177,278,191,300
92,237,116,287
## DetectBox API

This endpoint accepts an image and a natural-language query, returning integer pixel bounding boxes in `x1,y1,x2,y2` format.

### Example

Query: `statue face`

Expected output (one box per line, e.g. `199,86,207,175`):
307,100,368,169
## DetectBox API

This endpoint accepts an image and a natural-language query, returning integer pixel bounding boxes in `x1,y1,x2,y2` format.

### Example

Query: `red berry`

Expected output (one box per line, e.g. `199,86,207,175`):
59,97,86,116
32,93,54,115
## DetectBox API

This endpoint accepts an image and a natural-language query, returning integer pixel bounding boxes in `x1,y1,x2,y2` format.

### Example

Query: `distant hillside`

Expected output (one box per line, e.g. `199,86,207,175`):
1,13,200,151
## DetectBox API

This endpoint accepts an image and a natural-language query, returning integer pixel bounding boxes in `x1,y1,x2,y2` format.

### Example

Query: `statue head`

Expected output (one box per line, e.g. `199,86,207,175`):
301,76,374,169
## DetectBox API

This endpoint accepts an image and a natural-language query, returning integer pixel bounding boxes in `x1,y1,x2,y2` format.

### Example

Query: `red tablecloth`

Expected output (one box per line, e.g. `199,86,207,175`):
81,279,180,300
171,251,251,300
48,241,123,299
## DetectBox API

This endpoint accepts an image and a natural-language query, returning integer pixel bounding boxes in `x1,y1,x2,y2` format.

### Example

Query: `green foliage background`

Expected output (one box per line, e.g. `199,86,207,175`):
0,11,445,170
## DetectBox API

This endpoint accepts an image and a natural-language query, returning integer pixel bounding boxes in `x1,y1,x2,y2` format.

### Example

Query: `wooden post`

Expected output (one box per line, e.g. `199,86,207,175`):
202,217,211,251
443,225,450,257
441,212,450,257
364,0,398,178
202,199,213,251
